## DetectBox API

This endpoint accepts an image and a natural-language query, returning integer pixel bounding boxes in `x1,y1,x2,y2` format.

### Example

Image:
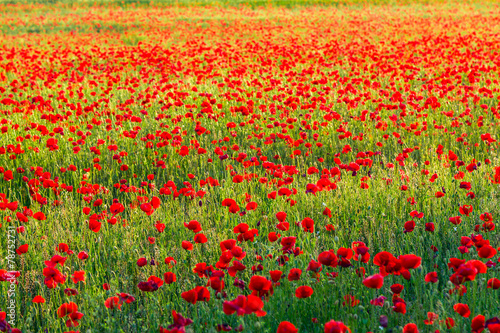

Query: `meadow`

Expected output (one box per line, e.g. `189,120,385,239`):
0,0,499,332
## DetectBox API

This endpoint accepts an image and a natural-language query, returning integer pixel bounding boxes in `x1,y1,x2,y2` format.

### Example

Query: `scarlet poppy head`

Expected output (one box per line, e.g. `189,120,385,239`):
390,284,404,294
402,323,418,333
362,274,384,289
32,295,46,304
277,321,298,333
295,285,313,298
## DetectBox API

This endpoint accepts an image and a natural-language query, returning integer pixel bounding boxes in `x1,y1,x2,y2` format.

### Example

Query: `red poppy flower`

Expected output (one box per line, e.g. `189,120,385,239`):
295,285,313,298
164,272,176,284
194,233,208,244
155,222,166,233
403,220,415,233
276,211,287,222
318,250,338,267
77,251,89,260
57,302,79,318
277,321,298,333
104,296,121,310
471,315,485,333
342,294,360,307
459,205,473,216
181,241,193,251
409,210,424,218
480,212,493,222
280,237,297,253
487,278,500,289
16,244,28,255
374,251,395,267
3,170,13,181
356,267,366,278
301,217,314,232
478,245,497,259
445,317,455,329
110,203,124,215
64,310,84,327
402,323,418,333
165,257,177,267
193,262,214,278
233,223,249,234
207,276,224,292
46,254,68,268
137,257,148,267
337,247,353,260
246,202,257,210
16,212,28,223
324,320,351,333
33,295,46,304
268,232,281,242
71,271,85,284
325,224,336,231
370,295,386,307
276,221,290,231
425,223,435,232
390,284,404,294
288,268,302,281
228,204,240,214
140,203,153,214
425,272,438,283
230,246,246,260
227,260,246,277
33,212,46,221
223,294,266,317
453,303,471,317
392,300,407,314
270,270,283,283
248,275,273,298
306,260,323,273
137,279,159,292
362,274,384,289
399,254,421,269
163,310,192,332
424,312,439,325
181,286,210,304
184,220,202,233
117,293,136,304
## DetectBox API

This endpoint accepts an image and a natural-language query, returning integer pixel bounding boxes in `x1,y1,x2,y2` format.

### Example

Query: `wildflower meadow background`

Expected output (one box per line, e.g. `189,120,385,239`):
0,0,499,332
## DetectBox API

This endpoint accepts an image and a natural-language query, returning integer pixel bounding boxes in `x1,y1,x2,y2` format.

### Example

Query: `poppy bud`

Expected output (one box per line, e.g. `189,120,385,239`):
379,315,388,328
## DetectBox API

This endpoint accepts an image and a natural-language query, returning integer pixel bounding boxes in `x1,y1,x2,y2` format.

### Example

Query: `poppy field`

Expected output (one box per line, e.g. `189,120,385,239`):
0,1,500,332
